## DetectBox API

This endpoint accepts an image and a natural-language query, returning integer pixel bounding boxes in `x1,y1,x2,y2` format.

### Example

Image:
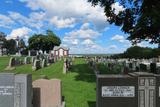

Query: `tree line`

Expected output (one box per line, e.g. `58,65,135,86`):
0,30,61,55
112,46,160,59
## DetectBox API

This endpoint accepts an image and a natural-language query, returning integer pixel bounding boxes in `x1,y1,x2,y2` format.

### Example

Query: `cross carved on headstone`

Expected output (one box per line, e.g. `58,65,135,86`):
139,78,156,107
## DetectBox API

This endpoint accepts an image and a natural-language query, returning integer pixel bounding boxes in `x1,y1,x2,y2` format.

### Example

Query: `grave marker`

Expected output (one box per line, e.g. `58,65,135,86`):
0,73,32,107
97,72,160,107
32,79,65,107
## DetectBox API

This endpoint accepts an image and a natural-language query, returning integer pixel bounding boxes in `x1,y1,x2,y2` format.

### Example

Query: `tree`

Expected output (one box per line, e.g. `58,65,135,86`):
88,0,160,44
4,39,17,54
0,32,7,48
46,30,61,50
28,30,61,52
28,34,46,51
19,39,26,49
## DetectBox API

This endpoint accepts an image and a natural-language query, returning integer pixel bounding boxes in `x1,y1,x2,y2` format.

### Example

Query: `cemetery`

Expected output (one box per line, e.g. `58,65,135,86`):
0,56,96,107
1,54,160,107
0,0,160,107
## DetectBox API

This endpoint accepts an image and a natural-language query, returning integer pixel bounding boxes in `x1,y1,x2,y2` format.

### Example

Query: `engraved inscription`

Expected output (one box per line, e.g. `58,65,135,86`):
102,86,135,97
0,86,14,96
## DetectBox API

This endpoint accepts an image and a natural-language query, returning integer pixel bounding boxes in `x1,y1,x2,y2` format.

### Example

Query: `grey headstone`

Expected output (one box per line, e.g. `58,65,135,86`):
8,57,15,67
24,57,30,64
14,74,32,107
32,59,41,71
41,59,47,68
0,73,14,107
0,73,32,107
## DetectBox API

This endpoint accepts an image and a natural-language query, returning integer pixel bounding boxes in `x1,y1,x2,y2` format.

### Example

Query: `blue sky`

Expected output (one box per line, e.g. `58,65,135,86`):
0,0,158,54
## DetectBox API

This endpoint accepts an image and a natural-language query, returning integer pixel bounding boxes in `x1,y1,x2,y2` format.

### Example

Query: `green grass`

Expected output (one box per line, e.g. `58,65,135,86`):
0,57,96,107
0,56,10,71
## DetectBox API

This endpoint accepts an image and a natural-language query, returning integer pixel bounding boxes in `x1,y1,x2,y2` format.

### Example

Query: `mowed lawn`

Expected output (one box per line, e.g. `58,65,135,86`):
0,56,10,71
0,57,96,107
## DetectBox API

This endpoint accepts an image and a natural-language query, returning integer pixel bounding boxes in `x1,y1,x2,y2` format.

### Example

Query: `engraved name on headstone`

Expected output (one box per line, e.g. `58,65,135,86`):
0,73,32,107
97,72,160,107
102,86,135,97
0,86,14,96
0,73,14,107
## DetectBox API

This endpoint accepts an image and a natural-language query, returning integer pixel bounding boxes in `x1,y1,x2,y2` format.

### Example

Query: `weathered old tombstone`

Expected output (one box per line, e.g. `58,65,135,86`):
32,79,65,107
97,72,160,107
0,73,32,107
31,56,36,63
63,58,67,74
41,59,47,68
24,57,30,64
8,57,15,67
5,57,16,70
32,60,41,71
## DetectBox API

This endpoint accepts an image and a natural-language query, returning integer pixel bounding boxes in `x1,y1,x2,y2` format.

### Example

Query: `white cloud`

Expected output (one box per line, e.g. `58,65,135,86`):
64,23,101,40
111,2,125,15
61,23,104,54
81,39,94,46
7,27,32,40
108,45,117,49
19,0,108,30
111,35,128,43
0,14,15,28
50,16,76,29
9,11,45,30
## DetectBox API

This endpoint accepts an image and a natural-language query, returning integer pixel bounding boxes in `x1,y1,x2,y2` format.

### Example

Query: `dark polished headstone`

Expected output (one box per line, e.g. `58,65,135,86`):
97,72,160,107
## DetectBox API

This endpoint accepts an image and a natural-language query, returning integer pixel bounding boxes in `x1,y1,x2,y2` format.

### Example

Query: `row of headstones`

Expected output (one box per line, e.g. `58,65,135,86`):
63,57,74,74
32,54,62,71
86,57,160,74
32,54,53,71
0,73,65,107
7,53,61,71
125,61,160,74
88,56,160,65
8,56,39,68
32,59,47,71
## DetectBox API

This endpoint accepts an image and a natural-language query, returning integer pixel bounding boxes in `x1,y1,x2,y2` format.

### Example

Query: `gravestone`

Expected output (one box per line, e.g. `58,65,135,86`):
31,56,36,63
8,57,15,67
32,60,41,71
41,59,47,68
63,58,67,74
97,72,160,107
0,73,14,107
140,64,147,72
5,57,16,70
0,73,32,107
24,57,30,64
150,63,157,74
32,79,65,107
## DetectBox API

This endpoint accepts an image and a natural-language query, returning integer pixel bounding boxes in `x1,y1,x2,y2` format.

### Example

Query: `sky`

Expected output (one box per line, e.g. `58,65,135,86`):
0,0,158,54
